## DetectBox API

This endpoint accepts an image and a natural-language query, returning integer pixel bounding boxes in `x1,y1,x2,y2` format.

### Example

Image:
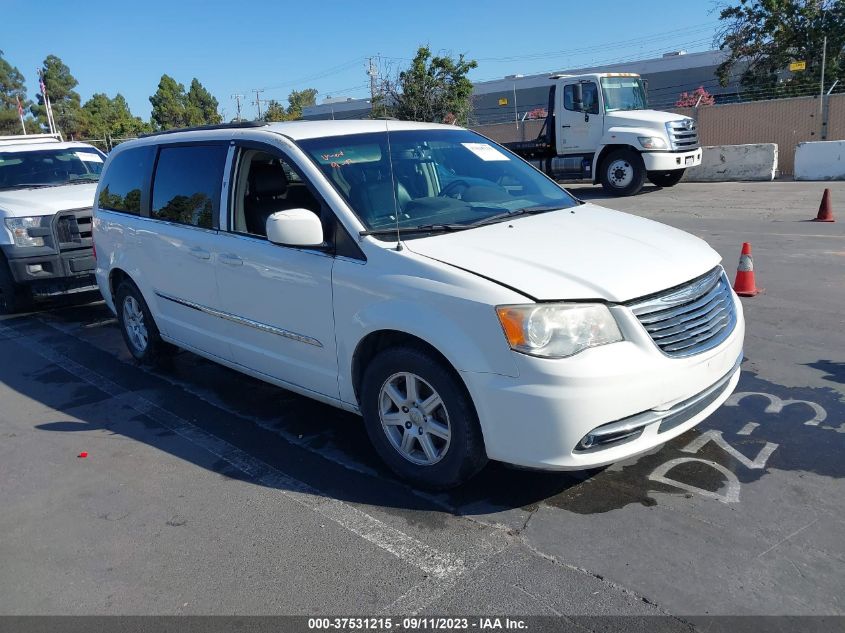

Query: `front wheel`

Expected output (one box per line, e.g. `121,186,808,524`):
0,257,27,314
360,346,487,489
600,149,645,197
648,169,685,188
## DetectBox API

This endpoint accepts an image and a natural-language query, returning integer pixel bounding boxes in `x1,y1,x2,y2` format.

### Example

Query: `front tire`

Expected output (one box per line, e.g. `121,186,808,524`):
0,257,27,314
648,169,685,188
360,346,487,489
600,149,645,196
115,280,173,365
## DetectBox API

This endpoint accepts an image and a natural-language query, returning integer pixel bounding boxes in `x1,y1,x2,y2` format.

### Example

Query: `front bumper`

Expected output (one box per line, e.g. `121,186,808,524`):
1,208,97,298
461,294,745,470
642,149,702,172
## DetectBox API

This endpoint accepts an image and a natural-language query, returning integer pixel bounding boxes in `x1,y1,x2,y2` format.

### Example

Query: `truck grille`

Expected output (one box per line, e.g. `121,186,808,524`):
54,208,93,250
668,120,699,150
628,267,737,358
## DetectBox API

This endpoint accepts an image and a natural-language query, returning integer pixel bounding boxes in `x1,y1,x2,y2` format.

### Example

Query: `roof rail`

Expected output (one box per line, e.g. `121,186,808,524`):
140,120,269,138
0,133,63,146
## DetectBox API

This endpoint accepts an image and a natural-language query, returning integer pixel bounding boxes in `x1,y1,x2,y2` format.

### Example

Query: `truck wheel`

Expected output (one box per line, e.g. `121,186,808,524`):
115,280,174,365
360,345,487,489
648,170,685,188
600,149,645,196
0,257,27,314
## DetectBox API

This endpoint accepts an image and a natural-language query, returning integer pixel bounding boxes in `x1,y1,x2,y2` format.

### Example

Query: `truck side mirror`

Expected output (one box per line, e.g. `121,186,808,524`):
572,83,584,111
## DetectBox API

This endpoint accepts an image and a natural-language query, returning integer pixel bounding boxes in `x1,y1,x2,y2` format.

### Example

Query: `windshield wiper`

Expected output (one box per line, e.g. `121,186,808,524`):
1,183,57,190
468,205,562,228
360,223,471,237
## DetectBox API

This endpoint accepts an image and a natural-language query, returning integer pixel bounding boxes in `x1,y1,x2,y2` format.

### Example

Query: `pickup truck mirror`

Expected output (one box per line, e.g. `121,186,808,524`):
266,209,324,248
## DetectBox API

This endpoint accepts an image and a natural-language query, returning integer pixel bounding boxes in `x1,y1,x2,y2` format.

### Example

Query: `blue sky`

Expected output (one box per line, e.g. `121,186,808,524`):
3,0,721,120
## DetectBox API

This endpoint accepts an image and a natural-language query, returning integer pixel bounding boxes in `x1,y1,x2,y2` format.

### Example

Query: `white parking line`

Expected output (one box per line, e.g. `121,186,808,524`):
0,321,465,582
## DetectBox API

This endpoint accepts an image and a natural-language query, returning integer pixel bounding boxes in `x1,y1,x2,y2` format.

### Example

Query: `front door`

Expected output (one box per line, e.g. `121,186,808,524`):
214,142,339,399
558,81,604,154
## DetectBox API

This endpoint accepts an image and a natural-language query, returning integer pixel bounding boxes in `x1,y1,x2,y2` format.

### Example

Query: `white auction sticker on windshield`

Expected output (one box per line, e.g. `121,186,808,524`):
461,142,509,161
75,151,103,163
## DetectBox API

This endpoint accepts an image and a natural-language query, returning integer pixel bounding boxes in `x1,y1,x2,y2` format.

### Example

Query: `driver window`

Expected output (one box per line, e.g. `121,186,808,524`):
563,82,600,115
231,149,321,237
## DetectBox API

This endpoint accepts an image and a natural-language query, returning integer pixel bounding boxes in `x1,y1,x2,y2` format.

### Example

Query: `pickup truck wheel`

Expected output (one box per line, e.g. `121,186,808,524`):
360,346,487,489
0,257,27,314
648,170,685,188
115,280,174,365
600,149,645,196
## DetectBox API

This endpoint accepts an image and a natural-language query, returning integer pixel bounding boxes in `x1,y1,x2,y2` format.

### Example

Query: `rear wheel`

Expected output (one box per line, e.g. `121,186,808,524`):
648,169,685,188
115,280,174,365
360,346,487,489
600,149,645,196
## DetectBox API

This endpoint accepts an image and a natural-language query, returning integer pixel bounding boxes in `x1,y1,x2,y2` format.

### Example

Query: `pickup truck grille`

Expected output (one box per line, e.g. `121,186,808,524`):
628,267,736,358
54,208,93,250
668,120,699,150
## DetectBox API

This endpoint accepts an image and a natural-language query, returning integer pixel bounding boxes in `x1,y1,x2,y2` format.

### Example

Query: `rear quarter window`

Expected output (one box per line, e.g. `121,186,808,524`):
98,145,155,215
151,144,228,229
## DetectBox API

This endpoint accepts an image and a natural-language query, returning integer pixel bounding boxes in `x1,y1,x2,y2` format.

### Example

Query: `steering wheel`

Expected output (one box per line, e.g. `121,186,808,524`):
438,179,471,199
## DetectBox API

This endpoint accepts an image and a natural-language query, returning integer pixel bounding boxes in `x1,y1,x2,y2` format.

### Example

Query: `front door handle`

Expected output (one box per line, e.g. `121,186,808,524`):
219,253,243,266
188,247,211,260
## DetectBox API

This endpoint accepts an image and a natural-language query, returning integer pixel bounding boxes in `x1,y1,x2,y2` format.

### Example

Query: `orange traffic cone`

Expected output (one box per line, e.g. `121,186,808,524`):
733,242,760,297
813,189,835,222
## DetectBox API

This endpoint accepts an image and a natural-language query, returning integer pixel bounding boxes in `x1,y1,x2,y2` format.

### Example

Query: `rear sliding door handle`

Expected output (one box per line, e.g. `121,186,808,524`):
188,247,211,260
219,253,243,266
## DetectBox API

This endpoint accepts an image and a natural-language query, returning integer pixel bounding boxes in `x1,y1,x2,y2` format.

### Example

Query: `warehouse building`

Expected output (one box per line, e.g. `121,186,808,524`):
302,49,737,122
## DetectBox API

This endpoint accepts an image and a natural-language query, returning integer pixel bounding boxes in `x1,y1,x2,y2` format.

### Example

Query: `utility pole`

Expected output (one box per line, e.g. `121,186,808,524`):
368,56,379,116
231,93,245,121
252,88,265,119
819,35,827,116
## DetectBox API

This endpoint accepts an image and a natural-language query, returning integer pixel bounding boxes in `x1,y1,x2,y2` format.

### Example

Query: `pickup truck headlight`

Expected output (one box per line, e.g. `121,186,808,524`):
496,303,623,358
4,217,45,248
638,136,667,150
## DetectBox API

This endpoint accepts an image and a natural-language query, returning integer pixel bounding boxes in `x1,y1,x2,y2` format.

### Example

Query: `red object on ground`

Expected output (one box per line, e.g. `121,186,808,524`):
813,188,835,222
733,242,760,297
78,451,88,458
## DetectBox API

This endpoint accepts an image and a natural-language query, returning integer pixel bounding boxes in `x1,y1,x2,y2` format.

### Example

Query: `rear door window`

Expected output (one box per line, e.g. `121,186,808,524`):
151,144,228,229
98,145,155,215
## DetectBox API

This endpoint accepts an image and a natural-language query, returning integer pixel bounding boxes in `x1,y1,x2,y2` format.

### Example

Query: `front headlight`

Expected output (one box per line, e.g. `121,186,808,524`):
4,217,45,247
496,303,623,358
638,136,667,150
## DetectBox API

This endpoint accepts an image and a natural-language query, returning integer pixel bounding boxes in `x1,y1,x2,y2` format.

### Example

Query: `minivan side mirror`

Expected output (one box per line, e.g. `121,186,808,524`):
266,209,324,247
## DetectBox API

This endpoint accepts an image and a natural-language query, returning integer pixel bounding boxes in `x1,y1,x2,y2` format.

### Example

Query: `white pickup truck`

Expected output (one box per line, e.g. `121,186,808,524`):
0,134,105,312
505,73,702,196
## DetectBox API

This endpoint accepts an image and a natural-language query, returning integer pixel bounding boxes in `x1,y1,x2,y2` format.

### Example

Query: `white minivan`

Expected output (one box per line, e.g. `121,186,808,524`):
93,120,744,488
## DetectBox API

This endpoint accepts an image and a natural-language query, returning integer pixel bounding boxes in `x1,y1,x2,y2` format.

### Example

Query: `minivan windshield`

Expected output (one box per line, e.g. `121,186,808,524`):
601,77,648,112
298,129,577,238
0,146,106,191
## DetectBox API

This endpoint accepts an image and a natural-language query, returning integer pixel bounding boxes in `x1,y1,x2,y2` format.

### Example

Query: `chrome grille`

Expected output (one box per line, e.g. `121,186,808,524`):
668,119,699,149
629,267,737,358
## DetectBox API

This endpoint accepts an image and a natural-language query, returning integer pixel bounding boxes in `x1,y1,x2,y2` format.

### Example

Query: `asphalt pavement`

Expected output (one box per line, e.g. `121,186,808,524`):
1,181,843,625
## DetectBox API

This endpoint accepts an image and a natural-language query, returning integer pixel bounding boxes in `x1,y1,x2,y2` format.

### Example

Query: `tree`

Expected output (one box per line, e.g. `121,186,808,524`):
377,46,478,124
32,55,84,137
150,74,189,130
186,78,222,126
81,92,151,141
675,86,716,107
286,88,317,119
262,99,288,122
716,0,845,98
0,50,36,135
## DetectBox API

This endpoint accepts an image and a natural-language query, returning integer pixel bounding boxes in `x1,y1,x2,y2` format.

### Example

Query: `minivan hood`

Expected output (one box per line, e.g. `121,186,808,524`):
605,109,687,127
405,204,720,302
0,183,98,218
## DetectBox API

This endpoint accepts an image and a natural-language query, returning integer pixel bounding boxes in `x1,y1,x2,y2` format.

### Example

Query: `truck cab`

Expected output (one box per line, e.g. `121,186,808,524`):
0,134,105,312
505,73,702,196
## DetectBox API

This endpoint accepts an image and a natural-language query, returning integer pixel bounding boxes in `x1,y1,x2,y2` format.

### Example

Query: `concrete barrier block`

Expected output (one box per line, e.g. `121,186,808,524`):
684,144,778,182
794,141,845,181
